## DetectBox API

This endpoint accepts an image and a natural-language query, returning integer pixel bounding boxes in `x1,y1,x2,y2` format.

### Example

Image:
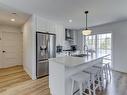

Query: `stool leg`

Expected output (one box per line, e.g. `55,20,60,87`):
101,69,104,89
79,82,83,95
97,74,102,91
104,65,108,83
107,64,111,82
92,75,96,95
106,65,109,83
88,80,92,95
71,80,75,95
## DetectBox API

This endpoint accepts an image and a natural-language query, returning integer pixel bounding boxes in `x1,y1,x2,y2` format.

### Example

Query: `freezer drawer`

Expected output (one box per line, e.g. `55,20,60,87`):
36,60,49,78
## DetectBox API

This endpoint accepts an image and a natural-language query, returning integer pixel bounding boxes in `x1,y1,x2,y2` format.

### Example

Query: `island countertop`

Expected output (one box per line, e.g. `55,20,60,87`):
49,53,110,67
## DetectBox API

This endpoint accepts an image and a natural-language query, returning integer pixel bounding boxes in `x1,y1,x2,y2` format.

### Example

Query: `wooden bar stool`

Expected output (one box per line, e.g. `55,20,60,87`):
71,72,91,95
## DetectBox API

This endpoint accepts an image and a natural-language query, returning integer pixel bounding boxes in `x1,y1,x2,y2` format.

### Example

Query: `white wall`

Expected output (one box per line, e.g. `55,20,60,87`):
22,16,36,79
0,25,22,67
76,20,127,73
22,15,65,80
0,25,22,33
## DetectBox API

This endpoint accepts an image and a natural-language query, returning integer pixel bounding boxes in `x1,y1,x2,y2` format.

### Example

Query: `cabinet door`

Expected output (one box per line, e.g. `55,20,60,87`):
36,16,49,32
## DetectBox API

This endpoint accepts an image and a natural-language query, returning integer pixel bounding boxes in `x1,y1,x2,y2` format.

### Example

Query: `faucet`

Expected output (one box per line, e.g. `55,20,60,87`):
84,45,89,55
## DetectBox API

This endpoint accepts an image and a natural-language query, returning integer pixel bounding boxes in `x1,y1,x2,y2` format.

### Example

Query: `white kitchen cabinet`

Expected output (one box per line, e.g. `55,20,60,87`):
36,16,50,32
35,15,65,46
72,30,78,45
36,15,56,34
49,23,55,34
55,24,65,46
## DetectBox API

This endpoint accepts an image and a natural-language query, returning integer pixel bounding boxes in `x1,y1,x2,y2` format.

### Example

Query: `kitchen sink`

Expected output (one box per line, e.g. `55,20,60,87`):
72,54,89,57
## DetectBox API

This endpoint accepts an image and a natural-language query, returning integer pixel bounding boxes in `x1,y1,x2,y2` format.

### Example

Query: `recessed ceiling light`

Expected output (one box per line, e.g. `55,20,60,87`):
69,19,72,23
10,18,15,22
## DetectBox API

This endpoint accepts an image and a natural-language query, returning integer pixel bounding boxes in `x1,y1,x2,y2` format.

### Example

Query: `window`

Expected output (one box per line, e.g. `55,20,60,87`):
97,33,111,54
85,33,112,65
85,33,112,54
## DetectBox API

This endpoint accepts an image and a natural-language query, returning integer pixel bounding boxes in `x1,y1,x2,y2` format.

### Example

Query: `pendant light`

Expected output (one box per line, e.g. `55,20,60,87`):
82,11,92,35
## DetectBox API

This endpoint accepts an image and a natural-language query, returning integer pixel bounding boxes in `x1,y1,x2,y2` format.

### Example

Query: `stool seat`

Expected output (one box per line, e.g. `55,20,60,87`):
83,67,100,74
71,72,90,82
71,72,91,95
93,62,110,68
93,63,104,68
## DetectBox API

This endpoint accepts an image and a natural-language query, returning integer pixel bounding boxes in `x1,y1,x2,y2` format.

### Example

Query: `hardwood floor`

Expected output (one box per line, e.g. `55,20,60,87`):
0,66,31,93
108,71,127,95
1,66,127,95
98,71,127,95
1,76,50,95
0,65,50,95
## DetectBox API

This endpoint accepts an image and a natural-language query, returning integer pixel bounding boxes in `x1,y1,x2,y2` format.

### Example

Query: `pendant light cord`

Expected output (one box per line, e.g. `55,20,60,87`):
85,11,88,30
82,11,92,35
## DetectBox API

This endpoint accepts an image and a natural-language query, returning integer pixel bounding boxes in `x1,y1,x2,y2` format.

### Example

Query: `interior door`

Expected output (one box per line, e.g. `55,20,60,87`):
1,32,20,68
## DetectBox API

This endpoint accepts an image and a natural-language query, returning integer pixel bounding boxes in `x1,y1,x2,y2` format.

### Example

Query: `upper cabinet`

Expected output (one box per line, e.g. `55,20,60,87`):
55,24,65,46
34,15,65,45
36,16,55,33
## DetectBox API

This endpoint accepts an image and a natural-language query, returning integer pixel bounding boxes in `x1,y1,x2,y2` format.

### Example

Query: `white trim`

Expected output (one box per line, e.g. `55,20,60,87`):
23,67,36,80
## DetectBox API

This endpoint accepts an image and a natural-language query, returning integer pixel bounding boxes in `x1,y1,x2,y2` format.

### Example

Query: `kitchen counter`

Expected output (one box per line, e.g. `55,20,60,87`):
49,53,110,95
49,53,110,67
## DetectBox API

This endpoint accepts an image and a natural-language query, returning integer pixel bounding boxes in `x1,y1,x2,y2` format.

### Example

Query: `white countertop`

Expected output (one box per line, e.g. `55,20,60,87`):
49,53,110,67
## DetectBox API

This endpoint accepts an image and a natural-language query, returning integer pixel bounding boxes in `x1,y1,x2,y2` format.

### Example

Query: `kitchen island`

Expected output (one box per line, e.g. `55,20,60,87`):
49,53,109,95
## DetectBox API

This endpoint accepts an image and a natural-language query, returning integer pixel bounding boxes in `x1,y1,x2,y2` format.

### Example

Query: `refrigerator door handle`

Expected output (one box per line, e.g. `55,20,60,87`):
48,35,50,58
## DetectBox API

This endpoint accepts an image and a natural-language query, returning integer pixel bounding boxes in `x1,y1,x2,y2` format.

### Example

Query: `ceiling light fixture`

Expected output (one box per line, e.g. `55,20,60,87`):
69,19,72,23
82,11,92,36
10,18,15,22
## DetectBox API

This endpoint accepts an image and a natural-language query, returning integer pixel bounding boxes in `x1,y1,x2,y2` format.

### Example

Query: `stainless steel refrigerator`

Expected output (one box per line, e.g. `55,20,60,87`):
36,32,56,78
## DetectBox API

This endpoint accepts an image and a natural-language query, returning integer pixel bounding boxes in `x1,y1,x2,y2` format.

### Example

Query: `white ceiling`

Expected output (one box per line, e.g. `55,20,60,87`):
0,3,30,27
0,0,127,28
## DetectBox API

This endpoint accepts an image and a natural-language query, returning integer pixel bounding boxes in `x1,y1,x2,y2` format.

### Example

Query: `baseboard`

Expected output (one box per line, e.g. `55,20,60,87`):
0,65,22,69
23,67,33,79
111,67,127,74
23,67,37,80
